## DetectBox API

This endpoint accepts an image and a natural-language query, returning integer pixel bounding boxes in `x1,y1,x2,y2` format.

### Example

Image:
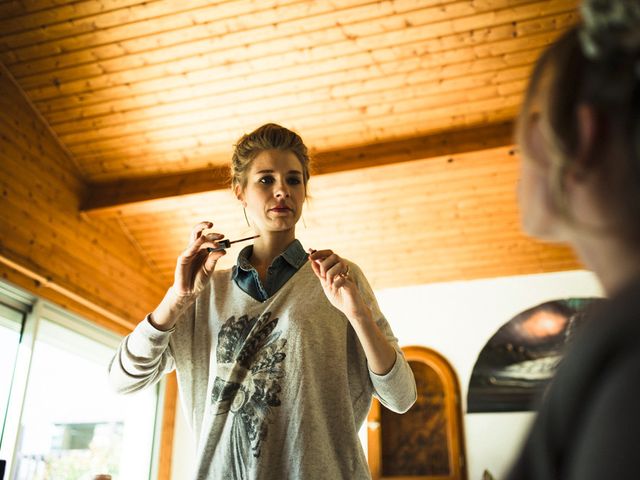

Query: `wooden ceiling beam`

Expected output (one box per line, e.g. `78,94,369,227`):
81,121,515,218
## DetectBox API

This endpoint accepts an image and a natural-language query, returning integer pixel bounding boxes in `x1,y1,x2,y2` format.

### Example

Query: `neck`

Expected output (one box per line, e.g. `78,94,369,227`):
249,230,296,269
571,234,640,297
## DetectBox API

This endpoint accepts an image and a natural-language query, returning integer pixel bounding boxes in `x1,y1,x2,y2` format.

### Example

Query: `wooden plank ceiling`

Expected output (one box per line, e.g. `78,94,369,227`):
0,0,582,292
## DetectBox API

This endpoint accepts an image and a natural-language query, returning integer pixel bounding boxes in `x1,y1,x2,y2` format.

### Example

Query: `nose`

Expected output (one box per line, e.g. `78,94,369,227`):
274,179,290,198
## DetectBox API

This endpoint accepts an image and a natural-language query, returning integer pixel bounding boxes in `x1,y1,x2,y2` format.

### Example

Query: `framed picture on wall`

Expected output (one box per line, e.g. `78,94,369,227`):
467,298,601,413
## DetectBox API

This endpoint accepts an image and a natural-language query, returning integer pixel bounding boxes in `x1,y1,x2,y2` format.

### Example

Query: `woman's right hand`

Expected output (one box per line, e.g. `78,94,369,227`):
172,221,227,298
151,222,226,330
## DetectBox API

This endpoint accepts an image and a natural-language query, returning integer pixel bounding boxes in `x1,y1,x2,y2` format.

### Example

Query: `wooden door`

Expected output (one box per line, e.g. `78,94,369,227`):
368,346,467,480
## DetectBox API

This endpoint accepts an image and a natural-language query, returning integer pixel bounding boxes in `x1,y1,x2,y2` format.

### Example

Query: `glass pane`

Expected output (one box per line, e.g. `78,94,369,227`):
0,303,24,446
381,360,451,476
12,319,158,480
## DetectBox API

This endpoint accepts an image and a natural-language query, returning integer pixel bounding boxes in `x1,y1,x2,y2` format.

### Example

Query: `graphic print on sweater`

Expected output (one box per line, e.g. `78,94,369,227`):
211,311,287,467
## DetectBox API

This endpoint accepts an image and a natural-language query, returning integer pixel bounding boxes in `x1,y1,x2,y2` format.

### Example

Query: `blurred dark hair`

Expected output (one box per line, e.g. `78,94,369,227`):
519,0,640,241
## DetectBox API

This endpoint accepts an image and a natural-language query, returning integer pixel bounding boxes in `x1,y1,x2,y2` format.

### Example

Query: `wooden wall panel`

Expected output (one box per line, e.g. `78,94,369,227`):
112,146,582,290
38,11,574,125
81,121,516,215
300,147,583,287
56,71,529,146
0,0,583,307
0,66,166,331
0,262,130,336
0,0,579,182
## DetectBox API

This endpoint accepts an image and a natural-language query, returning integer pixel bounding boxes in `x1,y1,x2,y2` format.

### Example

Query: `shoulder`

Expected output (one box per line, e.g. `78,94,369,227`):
561,347,640,478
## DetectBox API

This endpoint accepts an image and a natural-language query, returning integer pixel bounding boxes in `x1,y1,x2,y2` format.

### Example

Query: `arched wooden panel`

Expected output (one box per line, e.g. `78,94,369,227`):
368,346,467,480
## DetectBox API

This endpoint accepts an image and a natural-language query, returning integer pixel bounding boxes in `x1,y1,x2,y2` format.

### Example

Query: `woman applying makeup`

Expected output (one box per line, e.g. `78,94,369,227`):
109,123,416,480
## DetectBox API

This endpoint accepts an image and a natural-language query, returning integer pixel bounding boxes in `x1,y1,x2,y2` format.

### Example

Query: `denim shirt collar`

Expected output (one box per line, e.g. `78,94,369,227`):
233,239,307,275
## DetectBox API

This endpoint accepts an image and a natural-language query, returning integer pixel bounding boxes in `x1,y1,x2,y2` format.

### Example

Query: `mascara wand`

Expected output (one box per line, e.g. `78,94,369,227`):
207,234,260,253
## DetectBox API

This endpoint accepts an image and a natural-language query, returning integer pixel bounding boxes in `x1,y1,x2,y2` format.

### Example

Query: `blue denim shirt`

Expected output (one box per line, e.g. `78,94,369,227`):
232,239,308,302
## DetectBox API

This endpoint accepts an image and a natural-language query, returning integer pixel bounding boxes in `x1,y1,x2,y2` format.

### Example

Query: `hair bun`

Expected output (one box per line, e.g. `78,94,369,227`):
580,0,640,59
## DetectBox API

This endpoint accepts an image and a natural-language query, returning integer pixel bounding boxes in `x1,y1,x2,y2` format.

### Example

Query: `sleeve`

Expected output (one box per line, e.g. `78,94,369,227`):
350,261,417,414
564,349,640,480
108,314,177,394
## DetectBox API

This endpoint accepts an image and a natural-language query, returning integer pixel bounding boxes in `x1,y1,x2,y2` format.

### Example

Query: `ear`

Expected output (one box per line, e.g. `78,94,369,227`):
234,184,246,206
573,103,598,176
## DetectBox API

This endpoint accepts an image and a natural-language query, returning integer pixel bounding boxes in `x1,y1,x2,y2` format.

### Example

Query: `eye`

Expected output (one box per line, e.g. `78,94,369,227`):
258,175,275,184
287,177,302,185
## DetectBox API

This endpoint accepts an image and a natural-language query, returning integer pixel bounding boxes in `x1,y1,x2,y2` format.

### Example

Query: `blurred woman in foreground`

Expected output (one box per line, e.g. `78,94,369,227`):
508,1,640,478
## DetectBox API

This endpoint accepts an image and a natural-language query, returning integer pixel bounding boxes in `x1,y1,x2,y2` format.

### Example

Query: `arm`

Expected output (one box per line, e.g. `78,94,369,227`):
108,313,177,394
309,250,417,413
109,221,227,392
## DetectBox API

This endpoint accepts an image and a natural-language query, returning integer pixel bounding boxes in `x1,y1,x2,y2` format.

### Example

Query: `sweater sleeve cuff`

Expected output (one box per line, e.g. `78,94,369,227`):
369,349,403,382
126,314,174,355
369,350,417,413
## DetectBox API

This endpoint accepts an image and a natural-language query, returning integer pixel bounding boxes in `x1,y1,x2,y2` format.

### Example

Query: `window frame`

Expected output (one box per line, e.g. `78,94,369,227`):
0,280,165,480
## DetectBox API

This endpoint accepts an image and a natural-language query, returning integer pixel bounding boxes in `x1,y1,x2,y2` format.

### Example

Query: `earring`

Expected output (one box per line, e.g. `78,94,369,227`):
243,207,250,227
301,214,307,229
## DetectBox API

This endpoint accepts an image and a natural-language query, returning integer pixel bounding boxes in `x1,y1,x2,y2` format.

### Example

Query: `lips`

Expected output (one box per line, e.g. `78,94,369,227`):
269,203,291,212
269,207,291,213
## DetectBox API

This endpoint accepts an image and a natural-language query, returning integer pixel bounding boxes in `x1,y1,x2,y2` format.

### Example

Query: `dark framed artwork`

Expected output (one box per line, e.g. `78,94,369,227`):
467,298,601,413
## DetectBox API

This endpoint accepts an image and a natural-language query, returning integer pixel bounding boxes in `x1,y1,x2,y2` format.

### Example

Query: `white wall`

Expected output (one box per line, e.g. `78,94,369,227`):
170,270,603,480
375,269,603,480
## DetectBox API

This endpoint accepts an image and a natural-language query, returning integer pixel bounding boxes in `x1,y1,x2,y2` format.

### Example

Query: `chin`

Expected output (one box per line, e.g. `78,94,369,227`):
521,218,567,244
267,216,300,229
264,222,296,233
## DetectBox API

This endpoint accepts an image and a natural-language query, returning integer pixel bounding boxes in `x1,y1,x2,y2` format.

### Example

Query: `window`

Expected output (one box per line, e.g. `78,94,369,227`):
0,302,25,447
0,282,162,480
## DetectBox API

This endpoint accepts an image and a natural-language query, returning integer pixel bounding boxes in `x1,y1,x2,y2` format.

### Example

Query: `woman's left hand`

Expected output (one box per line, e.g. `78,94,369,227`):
309,248,398,376
308,249,369,321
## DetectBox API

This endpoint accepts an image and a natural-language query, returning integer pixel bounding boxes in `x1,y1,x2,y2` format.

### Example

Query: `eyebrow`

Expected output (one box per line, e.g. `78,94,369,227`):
255,169,302,175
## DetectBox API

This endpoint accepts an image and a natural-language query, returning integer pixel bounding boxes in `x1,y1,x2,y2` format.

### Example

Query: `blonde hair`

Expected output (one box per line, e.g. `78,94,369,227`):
230,123,311,193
